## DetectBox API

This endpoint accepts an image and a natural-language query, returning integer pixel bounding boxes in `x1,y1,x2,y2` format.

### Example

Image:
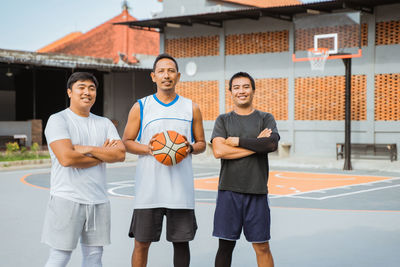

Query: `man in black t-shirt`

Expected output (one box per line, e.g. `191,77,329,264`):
211,72,279,267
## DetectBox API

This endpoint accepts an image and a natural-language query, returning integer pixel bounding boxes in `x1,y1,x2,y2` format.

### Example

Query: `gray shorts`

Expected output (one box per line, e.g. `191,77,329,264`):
41,195,111,251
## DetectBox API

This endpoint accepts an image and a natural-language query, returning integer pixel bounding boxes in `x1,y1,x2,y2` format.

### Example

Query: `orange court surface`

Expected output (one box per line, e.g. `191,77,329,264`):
194,171,392,196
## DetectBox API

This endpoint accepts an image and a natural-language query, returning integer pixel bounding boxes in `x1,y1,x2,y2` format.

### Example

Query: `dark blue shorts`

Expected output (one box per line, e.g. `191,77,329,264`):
213,190,271,243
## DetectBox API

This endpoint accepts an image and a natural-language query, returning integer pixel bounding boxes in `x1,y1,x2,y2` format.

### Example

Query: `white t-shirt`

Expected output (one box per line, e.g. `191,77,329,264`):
134,94,195,209
45,108,120,204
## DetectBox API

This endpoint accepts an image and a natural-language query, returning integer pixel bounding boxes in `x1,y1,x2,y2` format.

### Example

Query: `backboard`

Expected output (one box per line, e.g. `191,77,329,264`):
293,12,362,63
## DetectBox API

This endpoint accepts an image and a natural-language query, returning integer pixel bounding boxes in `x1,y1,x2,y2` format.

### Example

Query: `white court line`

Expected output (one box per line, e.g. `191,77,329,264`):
272,169,400,179
195,189,219,192
286,184,400,200
108,181,135,198
270,177,400,199
194,172,219,178
196,198,215,202
274,172,356,181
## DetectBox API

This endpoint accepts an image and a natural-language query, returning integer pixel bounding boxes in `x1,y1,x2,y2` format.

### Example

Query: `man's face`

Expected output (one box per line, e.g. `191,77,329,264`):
67,79,96,110
151,58,180,92
231,77,254,108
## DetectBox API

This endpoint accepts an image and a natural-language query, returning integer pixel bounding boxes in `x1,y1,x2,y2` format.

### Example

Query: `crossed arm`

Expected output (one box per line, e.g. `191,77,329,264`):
212,128,279,160
50,138,125,168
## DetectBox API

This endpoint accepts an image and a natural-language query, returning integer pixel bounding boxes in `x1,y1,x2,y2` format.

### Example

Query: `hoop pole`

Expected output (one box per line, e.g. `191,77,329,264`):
343,58,352,171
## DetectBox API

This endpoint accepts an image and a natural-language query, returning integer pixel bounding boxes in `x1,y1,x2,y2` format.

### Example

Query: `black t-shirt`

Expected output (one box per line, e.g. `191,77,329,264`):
211,110,279,194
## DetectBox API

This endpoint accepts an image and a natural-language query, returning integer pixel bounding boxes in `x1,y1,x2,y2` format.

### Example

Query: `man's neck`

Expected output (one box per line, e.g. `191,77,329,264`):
156,90,177,104
69,105,90,117
233,105,255,116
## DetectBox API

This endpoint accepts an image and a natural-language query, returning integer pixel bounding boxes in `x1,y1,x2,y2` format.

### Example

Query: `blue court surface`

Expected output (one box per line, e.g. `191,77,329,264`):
1,161,400,267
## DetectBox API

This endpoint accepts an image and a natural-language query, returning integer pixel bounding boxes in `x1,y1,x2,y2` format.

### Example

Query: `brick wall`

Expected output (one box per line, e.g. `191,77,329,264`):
164,19,400,124
375,73,400,121
175,81,219,120
295,24,368,51
165,36,219,58
376,20,400,45
295,75,367,120
225,30,289,55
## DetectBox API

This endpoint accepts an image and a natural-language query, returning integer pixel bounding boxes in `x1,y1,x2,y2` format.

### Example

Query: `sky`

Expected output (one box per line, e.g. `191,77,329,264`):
0,0,163,52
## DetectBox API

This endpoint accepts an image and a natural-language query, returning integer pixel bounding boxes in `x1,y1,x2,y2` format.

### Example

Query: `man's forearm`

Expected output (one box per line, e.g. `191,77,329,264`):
123,140,151,155
239,133,279,154
88,145,125,163
191,140,206,155
220,146,255,159
61,151,102,168
69,156,102,168
213,140,255,159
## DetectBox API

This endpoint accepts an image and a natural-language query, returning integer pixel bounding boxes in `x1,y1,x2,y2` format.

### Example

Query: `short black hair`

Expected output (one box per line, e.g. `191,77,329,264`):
67,72,98,89
152,53,179,72
228,72,256,91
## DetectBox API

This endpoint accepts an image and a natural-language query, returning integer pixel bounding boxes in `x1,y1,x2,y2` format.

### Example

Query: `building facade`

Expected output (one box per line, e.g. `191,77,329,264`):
128,0,400,158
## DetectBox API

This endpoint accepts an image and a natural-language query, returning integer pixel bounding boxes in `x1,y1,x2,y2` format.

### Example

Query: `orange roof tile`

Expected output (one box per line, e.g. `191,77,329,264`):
37,32,83,53
221,0,303,8
37,9,159,64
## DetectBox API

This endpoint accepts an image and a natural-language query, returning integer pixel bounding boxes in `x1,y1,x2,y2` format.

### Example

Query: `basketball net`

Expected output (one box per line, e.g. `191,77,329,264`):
307,48,329,71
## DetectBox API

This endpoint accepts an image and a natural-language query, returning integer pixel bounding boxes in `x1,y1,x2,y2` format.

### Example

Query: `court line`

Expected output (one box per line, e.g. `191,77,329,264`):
107,181,135,198
271,169,400,179
20,173,49,190
270,177,400,199
194,172,220,178
270,206,400,213
286,184,400,200
274,172,356,181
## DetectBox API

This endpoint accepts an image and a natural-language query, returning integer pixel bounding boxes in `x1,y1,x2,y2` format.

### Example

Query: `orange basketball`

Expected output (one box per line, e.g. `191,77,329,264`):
151,130,188,166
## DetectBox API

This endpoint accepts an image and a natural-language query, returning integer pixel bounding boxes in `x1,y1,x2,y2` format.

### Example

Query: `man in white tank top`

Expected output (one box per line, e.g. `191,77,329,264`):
123,54,206,267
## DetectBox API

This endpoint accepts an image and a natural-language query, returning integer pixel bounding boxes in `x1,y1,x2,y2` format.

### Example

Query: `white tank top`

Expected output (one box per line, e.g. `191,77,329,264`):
134,94,194,209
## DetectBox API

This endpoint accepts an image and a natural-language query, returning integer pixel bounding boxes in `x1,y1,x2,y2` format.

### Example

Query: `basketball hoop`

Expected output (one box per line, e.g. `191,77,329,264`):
307,48,329,71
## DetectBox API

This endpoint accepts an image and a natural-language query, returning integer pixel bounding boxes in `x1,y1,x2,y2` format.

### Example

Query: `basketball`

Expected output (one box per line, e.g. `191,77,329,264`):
151,130,188,166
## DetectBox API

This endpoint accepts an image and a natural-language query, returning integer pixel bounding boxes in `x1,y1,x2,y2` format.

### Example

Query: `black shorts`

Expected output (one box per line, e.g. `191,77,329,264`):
128,208,197,242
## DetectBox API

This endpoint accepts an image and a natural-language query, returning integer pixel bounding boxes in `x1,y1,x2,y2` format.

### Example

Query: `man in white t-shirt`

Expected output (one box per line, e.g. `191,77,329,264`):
42,72,125,267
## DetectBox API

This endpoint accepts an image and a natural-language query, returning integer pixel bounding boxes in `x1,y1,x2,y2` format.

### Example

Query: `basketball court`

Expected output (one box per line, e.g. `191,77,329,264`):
5,160,398,266
21,163,400,211
2,5,400,267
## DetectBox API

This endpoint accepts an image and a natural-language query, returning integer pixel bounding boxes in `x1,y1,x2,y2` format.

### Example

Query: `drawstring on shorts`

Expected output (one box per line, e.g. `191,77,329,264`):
84,204,97,232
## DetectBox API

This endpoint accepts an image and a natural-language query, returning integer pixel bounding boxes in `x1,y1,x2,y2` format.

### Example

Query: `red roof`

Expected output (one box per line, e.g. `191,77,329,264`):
37,9,159,64
37,32,83,53
221,0,303,8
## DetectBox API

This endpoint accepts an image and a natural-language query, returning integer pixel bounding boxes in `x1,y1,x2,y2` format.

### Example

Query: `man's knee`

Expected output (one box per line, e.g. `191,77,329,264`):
134,240,151,251
81,245,103,267
252,242,272,255
45,248,72,267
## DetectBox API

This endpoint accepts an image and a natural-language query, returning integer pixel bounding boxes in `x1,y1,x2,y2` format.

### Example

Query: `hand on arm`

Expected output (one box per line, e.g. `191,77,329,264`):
224,128,271,148
122,102,153,156
73,138,126,163
238,128,279,154
258,128,272,138
50,139,102,168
